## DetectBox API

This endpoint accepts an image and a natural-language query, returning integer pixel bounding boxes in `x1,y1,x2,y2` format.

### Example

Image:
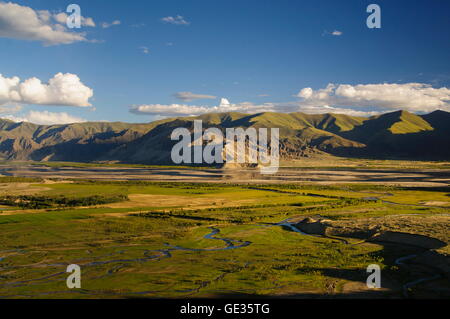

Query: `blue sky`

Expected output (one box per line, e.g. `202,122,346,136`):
0,0,449,124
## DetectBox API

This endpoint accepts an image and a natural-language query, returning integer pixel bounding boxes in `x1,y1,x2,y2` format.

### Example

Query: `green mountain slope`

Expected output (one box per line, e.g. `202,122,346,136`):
342,111,432,143
0,109,449,163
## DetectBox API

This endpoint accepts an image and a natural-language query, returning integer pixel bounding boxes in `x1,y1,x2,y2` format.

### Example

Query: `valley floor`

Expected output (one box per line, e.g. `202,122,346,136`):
0,158,450,187
0,161,449,298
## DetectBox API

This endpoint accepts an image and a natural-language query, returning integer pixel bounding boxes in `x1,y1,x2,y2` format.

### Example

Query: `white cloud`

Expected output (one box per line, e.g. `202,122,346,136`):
0,2,93,45
296,105,379,117
296,83,450,113
130,82,450,118
2,110,86,125
130,104,206,117
161,15,190,25
322,30,343,37
130,98,288,117
174,92,217,102
83,17,96,27
130,100,379,118
140,46,150,54
101,20,121,28
0,103,22,114
219,98,230,108
139,46,150,54
130,99,274,116
0,72,93,107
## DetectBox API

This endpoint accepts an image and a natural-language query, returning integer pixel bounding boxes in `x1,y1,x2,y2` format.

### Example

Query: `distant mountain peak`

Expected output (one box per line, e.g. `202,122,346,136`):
428,109,450,115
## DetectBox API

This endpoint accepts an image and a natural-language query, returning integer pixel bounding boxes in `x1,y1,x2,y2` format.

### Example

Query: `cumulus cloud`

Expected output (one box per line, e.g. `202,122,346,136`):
101,20,121,28
130,100,379,118
0,72,94,107
174,91,217,102
2,110,86,125
296,83,450,113
130,82,450,118
130,98,282,117
219,98,231,108
161,15,190,25
0,2,95,45
296,105,379,117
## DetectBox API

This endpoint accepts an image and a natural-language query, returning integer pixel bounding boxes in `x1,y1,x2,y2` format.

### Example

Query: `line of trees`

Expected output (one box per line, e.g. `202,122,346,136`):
0,194,128,209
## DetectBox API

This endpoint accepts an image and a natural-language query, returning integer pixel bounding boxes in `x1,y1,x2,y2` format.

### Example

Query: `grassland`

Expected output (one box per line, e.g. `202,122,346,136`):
0,175,448,299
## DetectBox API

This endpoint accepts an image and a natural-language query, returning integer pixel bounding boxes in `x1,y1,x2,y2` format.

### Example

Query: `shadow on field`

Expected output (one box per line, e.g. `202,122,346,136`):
277,218,450,298
205,290,396,299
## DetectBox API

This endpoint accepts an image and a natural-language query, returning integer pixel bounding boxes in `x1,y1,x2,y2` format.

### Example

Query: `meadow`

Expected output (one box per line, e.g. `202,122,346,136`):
0,176,448,298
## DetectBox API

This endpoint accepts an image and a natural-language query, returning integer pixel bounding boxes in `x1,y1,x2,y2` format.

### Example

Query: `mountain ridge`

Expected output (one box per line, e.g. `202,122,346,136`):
1,109,449,163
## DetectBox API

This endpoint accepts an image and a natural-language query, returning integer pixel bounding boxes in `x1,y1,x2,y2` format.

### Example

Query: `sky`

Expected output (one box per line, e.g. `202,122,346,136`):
0,0,449,125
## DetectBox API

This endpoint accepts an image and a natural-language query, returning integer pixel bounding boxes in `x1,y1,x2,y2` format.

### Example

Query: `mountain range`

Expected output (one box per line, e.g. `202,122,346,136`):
0,109,449,164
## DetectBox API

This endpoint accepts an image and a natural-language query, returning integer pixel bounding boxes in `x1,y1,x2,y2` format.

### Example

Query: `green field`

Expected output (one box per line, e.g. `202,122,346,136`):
0,178,449,298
